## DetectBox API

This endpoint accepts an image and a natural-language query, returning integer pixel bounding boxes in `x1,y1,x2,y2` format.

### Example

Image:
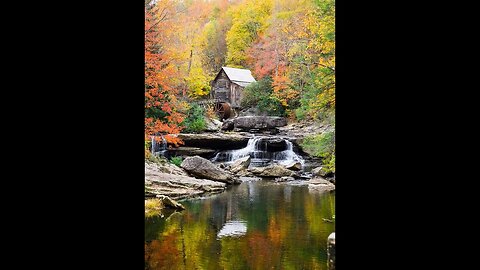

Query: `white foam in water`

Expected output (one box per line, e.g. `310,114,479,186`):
217,220,247,239
151,136,156,155
212,136,304,167
212,137,261,163
275,140,304,166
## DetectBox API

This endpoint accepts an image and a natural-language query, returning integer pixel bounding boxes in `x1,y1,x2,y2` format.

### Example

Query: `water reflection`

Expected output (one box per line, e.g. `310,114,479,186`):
145,180,335,270
217,220,247,239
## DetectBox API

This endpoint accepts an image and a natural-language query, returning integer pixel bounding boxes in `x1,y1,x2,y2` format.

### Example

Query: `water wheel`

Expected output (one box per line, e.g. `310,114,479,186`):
214,102,232,120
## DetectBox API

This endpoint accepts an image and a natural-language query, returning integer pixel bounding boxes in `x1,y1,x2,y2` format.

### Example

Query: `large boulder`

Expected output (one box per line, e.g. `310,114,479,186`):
232,116,287,131
228,156,251,173
177,133,250,150
248,164,295,177
181,156,235,184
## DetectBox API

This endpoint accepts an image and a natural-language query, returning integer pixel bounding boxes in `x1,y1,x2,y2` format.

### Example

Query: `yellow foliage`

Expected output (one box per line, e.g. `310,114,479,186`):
226,0,273,66
205,104,219,120
186,67,211,98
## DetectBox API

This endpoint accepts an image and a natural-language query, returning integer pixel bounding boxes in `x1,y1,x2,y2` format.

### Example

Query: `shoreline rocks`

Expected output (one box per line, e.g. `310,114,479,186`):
145,161,227,200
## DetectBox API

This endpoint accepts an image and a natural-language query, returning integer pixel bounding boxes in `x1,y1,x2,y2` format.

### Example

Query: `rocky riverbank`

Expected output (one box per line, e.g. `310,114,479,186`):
145,160,227,200
146,117,335,206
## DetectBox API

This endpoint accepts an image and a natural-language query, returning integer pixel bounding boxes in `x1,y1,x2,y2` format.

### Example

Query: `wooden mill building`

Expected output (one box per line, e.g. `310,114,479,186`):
210,66,256,109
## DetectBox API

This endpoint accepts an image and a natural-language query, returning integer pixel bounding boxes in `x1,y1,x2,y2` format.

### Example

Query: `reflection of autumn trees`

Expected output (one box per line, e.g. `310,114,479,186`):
145,235,182,270
144,183,335,269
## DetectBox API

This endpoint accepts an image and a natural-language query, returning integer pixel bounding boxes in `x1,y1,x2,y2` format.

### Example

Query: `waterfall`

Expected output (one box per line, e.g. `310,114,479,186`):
212,136,304,167
161,136,167,150
151,135,168,157
273,140,304,166
151,136,156,155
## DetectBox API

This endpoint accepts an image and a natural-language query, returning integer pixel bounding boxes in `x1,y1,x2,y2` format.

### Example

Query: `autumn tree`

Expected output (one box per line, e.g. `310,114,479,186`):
225,0,273,68
242,0,335,120
145,0,185,146
295,0,335,120
197,3,230,78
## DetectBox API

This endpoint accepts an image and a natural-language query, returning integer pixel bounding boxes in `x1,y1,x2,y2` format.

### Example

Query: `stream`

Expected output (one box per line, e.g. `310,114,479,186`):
147,133,334,269
145,180,335,269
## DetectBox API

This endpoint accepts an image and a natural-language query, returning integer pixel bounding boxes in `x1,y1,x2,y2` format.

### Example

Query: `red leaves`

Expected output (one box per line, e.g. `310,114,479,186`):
145,1,185,145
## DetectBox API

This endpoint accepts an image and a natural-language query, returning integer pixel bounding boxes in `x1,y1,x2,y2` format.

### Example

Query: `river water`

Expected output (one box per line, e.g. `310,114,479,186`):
145,180,335,269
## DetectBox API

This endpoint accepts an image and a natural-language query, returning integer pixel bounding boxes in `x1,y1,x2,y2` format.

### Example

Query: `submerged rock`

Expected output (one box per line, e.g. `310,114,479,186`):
307,177,335,192
248,164,295,177
156,195,185,210
328,232,336,270
181,156,236,184
274,176,295,182
238,176,262,182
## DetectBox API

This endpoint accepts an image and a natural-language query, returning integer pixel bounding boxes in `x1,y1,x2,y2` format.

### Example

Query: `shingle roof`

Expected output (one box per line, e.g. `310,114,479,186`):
221,67,256,83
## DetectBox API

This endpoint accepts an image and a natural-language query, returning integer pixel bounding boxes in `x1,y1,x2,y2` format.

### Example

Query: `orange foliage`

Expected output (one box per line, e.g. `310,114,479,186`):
272,74,298,107
246,231,279,269
145,1,185,146
145,236,181,270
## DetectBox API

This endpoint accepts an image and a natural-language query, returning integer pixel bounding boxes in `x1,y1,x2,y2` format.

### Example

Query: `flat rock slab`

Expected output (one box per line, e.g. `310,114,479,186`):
168,147,216,158
145,162,226,200
145,160,188,176
233,116,287,131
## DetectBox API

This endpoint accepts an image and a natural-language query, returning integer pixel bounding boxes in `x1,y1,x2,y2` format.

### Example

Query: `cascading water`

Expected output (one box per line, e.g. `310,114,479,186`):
151,135,168,157
273,140,303,165
212,136,304,167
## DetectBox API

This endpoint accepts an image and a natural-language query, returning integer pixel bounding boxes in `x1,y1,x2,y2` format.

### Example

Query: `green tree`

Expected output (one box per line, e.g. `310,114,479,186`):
241,76,285,116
